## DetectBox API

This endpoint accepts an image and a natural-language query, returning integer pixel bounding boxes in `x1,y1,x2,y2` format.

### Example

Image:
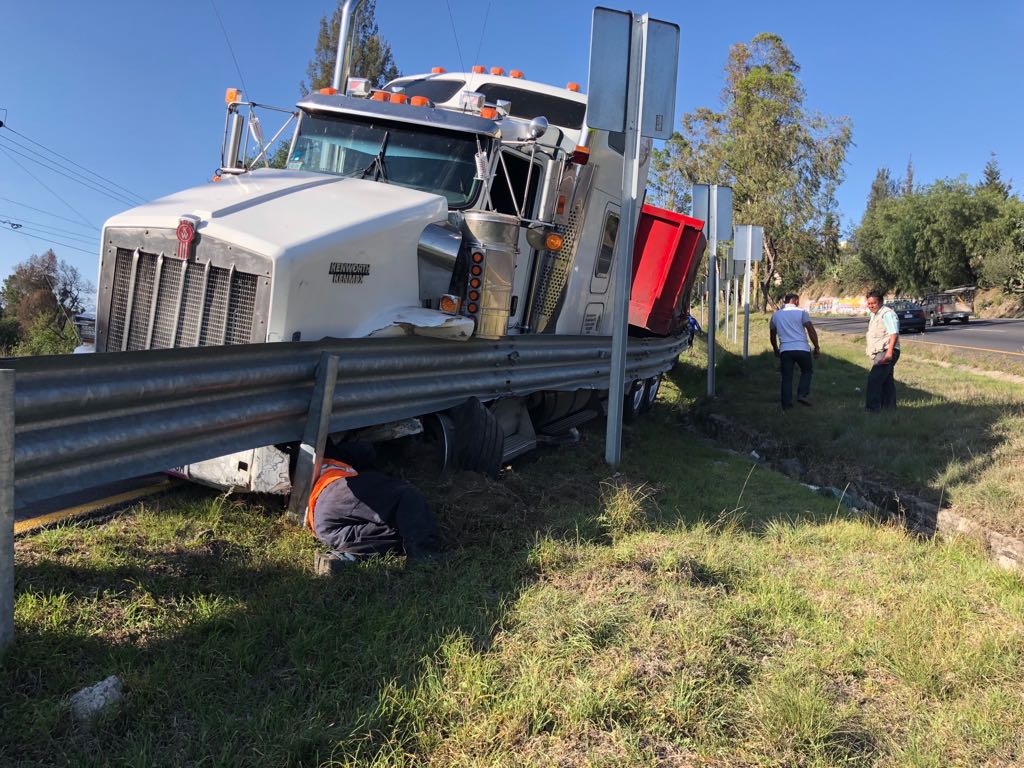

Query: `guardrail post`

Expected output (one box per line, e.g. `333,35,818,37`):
286,354,340,523
1,369,14,653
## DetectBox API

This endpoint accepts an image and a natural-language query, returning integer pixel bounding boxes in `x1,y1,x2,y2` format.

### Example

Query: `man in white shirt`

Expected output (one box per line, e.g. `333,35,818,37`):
864,290,901,411
769,293,821,410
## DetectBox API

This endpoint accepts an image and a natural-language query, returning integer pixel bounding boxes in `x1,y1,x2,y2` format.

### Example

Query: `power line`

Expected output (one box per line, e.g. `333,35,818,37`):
0,213,98,240
1,124,146,203
0,224,97,256
444,0,466,73
0,135,140,208
0,131,143,205
0,198,99,231
0,146,95,229
209,0,251,97
472,2,492,69
1,219,96,246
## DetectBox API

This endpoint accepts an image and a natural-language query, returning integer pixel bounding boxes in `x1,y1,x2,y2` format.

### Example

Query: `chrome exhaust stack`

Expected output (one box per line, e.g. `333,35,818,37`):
331,0,366,91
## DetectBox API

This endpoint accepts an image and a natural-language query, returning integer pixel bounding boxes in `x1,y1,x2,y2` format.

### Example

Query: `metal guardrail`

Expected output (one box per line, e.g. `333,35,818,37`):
1,332,684,653
8,333,684,511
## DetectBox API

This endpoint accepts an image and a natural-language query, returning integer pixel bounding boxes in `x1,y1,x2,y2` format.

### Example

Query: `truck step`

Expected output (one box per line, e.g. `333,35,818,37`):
539,409,599,436
501,433,538,463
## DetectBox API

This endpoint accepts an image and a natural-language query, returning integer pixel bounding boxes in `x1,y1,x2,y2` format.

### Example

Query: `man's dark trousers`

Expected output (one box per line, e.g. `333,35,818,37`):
866,347,900,411
780,350,813,409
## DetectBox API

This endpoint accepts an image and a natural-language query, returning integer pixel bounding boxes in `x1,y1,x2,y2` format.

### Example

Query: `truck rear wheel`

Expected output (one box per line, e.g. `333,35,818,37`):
447,397,504,478
640,375,661,414
623,380,645,423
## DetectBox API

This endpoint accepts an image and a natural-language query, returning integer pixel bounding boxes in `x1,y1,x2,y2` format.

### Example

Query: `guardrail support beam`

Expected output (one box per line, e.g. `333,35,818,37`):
1,369,14,653
287,354,340,523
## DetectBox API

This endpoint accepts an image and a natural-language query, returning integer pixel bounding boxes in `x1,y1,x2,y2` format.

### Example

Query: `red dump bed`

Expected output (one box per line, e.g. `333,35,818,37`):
629,204,707,336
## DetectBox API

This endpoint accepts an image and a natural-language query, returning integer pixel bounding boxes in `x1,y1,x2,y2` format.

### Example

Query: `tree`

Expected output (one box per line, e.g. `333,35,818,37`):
14,314,78,356
1,250,92,355
980,152,1010,199
649,33,851,308
903,156,914,196
647,132,691,212
854,178,1021,294
271,0,400,169
0,317,22,356
302,0,399,95
1,251,90,333
866,167,897,213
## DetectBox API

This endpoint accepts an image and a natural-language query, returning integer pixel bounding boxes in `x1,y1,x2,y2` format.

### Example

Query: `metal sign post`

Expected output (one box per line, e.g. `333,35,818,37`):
693,184,732,396
588,7,679,466
1,369,13,654
733,225,763,360
733,265,740,342
723,256,731,339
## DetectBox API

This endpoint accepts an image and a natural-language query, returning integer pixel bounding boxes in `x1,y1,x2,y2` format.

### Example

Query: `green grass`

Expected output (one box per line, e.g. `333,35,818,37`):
4,378,1024,766
677,317,1024,536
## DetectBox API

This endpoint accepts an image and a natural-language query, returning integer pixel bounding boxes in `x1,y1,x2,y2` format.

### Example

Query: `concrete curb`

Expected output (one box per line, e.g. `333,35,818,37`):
697,411,1024,572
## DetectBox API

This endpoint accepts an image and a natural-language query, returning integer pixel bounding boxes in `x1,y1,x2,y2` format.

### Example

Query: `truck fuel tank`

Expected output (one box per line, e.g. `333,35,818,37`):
459,212,519,340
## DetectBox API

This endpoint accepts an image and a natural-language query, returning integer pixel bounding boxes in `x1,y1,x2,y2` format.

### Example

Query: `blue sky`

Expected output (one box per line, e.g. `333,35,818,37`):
3,0,1022,293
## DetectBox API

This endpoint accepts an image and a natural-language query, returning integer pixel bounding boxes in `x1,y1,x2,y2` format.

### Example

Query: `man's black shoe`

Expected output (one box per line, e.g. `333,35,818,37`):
798,397,812,407
314,551,359,576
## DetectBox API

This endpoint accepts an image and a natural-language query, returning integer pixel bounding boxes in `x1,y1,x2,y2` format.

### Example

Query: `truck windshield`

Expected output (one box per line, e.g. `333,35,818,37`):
288,113,483,208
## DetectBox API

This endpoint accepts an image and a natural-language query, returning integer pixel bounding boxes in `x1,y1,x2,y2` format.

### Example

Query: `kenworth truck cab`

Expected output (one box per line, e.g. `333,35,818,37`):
91,6,704,491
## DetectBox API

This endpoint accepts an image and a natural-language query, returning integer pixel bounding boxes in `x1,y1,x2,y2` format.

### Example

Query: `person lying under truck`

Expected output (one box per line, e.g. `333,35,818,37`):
305,441,442,567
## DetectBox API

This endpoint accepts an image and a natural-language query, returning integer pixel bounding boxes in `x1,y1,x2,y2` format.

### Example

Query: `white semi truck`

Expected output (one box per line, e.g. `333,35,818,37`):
91,2,705,491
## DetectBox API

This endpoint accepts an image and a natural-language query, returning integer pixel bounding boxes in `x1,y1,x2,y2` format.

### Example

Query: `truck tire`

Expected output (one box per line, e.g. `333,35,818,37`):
447,397,504,478
640,375,661,414
959,316,969,324
423,412,456,479
623,380,645,423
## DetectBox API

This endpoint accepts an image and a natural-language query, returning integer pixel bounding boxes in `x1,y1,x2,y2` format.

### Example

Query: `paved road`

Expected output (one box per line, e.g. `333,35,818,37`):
15,474,174,534
812,316,1024,358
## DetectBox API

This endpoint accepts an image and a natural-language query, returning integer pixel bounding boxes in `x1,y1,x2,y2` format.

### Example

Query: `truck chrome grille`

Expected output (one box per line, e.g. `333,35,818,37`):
105,248,262,351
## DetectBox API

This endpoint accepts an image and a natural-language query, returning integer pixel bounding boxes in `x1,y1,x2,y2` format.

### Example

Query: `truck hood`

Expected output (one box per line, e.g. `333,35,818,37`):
103,168,449,259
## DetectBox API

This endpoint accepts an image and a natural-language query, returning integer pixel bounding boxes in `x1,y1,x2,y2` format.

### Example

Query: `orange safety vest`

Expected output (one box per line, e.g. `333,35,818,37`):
305,459,359,530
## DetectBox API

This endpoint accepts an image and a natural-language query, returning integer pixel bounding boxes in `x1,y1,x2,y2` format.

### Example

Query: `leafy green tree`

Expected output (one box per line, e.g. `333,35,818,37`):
270,0,399,169
903,156,914,196
649,33,851,307
1,250,90,334
14,314,78,356
980,152,1010,199
647,133,691,213
854,178,1024,294
0,317,22,356
302,0,399,95
865,167,897,213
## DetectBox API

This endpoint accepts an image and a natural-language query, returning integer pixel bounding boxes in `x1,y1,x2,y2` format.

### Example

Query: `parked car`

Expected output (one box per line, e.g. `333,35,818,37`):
886,300,927,333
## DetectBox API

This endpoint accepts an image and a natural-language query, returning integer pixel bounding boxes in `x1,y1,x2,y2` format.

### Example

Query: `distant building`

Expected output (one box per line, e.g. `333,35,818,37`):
74,313,96,344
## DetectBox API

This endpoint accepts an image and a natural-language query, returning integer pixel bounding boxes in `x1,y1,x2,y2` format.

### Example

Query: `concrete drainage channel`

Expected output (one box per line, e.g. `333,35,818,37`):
697,411,1024,572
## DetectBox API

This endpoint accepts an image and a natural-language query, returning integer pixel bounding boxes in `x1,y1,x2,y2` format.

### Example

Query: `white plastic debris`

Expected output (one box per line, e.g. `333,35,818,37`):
69,675,124,723
750,450,762,461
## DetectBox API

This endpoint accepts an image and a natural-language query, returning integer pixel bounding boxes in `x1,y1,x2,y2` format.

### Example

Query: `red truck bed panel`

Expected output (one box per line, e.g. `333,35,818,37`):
629,204,707,336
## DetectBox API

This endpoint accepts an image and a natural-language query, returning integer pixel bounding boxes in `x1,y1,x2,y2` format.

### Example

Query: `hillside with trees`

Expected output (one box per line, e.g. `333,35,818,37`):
847,155,1024,297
